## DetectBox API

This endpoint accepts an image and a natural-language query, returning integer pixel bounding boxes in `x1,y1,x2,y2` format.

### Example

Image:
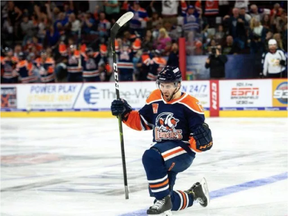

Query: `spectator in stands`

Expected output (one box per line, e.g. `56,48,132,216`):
153,28,172,56
98,12,111,38
205,45,227,79
45,25,61,49
163,21,181,42
275,10,287,33
103,0,120,23
263,30,274,51
45,3,60,24
127,1,149,37
197,0,219,28
239,7,251,24
81,12,97,35
181,4,200,35
65,13,81,35
167,42,179,67
161,0,181,27
248,17,266,54
63,1,74,18
261,14,272,31
149,11,162,30
273,33,284,50
270,3,282,17
54,12,69,31
142,29,154,51
223,7,248,49
249,4,265,22
215,24,226,46
222,35,241,55
21,14,35,46
7,1,22,40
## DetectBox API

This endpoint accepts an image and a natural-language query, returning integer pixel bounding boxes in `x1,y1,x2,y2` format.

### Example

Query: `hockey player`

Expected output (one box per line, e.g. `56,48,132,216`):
116,40,136,81
262,39,287,78
111,65,212,215
67,44,83,82
1,48,19,83
81,47,103,82
34,51,55,83
15,52,38,83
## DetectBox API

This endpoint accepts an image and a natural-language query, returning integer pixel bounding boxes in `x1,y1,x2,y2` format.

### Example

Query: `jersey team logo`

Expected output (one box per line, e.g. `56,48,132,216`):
154,112,183,142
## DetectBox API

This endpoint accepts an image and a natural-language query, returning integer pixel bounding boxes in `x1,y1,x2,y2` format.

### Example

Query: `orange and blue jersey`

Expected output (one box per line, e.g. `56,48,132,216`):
35,57,55,83
16,60,37,83
116,48,135,78
81,52,102,78
148,57,167,81
1,56,18,81
123,89,205,152
129,6,148,29
181,2,200,32
67,50,82,74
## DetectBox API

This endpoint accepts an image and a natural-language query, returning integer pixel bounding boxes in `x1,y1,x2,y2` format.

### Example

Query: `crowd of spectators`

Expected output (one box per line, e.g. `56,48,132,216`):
1,0,287,83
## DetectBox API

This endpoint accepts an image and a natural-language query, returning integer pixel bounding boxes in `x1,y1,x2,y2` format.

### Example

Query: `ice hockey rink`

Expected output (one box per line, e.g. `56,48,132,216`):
1,117,288,216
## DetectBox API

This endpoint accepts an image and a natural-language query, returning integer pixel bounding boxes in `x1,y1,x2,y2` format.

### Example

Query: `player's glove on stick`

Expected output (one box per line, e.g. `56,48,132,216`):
189,123,213,152
111,99,132,121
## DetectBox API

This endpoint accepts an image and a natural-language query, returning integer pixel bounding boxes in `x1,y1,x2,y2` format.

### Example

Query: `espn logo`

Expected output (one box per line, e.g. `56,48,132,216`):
231,87,259,96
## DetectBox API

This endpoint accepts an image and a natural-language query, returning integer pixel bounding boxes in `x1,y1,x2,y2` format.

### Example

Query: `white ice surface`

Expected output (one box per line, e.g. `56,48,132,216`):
1,117,288,216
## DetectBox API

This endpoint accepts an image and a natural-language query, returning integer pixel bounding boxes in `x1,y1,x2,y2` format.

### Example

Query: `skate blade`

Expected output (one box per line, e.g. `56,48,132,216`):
201,177,210,206
147,210,172,216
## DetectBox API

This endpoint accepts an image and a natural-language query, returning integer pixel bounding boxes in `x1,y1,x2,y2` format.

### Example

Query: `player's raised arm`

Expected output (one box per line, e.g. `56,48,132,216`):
111,99,153,131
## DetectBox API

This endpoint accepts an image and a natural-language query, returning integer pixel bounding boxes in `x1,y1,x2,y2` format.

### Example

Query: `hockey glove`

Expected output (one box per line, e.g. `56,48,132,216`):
189,123,213,152
111,99,132,121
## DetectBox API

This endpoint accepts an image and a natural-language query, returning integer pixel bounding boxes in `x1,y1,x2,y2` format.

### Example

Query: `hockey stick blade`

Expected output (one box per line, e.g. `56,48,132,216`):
111,12,134,35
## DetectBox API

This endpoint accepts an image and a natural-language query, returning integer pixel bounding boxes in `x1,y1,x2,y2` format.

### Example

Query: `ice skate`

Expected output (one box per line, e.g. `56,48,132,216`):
147,195,172,216
186,177,210,207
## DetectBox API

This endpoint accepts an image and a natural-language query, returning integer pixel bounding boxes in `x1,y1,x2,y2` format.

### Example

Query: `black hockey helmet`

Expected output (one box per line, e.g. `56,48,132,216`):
156,65,182,85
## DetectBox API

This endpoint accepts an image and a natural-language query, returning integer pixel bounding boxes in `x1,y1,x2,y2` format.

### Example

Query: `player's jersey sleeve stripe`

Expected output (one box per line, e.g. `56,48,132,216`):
140,114,153,130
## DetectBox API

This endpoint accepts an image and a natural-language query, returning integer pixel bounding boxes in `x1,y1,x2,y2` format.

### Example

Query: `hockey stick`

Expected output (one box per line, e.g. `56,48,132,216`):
110,11,134,200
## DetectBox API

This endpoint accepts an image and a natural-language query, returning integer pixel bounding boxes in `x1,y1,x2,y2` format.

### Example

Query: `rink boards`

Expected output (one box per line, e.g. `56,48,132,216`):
1,79,287,118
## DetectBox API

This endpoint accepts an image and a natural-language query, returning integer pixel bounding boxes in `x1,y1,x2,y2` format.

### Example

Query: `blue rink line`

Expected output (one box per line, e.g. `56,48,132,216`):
119,172,288,216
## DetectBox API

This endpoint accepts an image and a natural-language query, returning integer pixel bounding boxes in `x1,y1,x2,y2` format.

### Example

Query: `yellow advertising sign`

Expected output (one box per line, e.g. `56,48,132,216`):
272,79,288,107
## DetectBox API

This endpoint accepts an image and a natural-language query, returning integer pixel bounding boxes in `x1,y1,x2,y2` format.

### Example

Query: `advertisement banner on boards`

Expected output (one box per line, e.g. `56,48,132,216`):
16,84,82,110
272,79,288,107
74,82,154,109
219,80,272,108
2,81,210,111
